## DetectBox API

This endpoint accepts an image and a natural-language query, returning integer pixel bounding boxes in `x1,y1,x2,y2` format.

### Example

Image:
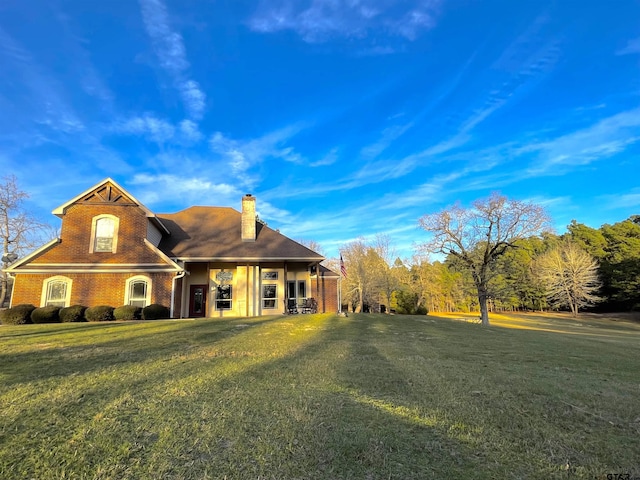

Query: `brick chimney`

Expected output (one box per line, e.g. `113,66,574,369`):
241,194,256,242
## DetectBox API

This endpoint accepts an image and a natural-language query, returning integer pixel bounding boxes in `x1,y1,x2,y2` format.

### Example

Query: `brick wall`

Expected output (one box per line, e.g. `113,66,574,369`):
311,276,338,313
32,203,165,265
11,272,175,311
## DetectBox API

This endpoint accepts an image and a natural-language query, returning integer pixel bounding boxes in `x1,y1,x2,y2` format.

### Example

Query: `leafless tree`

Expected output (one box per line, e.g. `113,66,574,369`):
1,175,56,306
296,239,325,257
418,192,551,326
534,240,601,316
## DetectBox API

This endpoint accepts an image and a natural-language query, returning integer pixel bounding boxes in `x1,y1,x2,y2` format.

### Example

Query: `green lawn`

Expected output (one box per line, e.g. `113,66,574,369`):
1,312,639,479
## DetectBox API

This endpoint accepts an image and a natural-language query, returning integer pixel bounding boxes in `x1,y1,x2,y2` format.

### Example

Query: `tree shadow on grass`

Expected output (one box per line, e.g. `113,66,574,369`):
0,316,284,387
2,313,637,479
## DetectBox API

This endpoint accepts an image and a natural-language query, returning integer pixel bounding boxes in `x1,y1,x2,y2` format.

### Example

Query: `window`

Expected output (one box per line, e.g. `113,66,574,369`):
90,215,119,253
42,276,72,307
263,271,278,280
125,276,151,307
262,284,277,309
216,285,232,310
287,280,307,305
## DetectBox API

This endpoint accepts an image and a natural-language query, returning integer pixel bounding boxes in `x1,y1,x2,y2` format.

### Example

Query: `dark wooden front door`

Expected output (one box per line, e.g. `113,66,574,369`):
189,285,207,318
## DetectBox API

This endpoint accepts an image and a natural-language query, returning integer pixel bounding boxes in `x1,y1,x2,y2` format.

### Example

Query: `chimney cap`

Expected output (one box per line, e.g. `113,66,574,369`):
244,193,253,198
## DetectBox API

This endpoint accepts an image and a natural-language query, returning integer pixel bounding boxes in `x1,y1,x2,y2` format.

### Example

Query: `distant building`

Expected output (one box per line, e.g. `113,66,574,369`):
6,178,338,317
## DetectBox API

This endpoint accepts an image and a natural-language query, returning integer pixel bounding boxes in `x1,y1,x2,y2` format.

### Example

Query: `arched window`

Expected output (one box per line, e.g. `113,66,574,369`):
41,276,72,307
90,215,119,253
125,276,151,307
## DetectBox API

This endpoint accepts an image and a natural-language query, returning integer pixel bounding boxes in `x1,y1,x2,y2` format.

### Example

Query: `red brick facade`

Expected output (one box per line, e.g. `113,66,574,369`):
311,276,339,313
11,272,174,308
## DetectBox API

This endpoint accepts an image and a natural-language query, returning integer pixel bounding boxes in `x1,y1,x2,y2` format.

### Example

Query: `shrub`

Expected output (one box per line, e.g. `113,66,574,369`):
0,304,35,325
85,305,115,322
114,305,142,321
59,305,87,323
31,306,61,324
142,304,170,320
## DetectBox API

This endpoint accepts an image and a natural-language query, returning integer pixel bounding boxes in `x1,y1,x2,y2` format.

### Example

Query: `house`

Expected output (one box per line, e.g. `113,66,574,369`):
6,178,339,318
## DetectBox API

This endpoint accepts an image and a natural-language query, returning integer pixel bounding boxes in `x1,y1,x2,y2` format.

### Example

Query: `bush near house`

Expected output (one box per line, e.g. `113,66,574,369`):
0,304,36,325
114,305,142,321
59,305,87,323
85,305,115,322
142,304,170,320
31,306,61,324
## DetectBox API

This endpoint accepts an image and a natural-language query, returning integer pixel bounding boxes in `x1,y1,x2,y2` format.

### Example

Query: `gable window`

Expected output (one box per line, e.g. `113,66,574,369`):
90,215,119,253
125,276,151,307
262,284,277,309
216,285,232,310
42,276,72,307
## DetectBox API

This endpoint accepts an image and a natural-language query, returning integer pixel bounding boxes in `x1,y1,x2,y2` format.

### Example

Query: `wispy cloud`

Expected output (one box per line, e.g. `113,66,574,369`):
597,189,640,210
112,114,175,143
209,125,308,185
111,114,205,144
524,107,640,175
130,173,240,208
138,0,206,119
616,37,640,56
359,122,414,159
248,0,440,45
0,27,84,134
179,119,203,143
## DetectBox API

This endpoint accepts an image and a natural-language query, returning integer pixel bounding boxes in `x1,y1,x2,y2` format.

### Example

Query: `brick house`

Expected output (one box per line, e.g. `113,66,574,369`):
6,178,339,318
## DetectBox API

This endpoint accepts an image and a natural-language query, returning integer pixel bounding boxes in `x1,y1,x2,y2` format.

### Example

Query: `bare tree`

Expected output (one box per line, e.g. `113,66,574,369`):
341,239,386,313
418,193,550,326
534,240,601,316
373,234,398,313
296,239,325,257
0,175,55,306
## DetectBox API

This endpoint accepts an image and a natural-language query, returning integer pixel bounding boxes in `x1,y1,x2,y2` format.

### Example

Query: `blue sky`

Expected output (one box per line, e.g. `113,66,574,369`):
1,0,639,260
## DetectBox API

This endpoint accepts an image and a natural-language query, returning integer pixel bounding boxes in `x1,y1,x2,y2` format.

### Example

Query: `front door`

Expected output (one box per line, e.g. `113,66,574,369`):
189,285,207,318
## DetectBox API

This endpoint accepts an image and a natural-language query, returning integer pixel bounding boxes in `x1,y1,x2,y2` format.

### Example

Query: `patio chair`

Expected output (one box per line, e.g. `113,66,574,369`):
301,297,318,314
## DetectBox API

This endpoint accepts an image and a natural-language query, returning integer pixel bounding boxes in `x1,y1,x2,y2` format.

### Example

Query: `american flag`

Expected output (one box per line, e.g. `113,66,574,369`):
340,255,347,278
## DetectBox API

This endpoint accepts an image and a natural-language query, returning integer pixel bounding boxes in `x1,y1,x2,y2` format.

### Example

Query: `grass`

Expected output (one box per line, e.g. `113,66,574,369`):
1,312,639,479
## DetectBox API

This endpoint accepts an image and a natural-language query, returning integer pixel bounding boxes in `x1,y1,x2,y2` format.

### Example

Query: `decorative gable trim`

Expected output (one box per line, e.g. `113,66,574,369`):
52,178,170,235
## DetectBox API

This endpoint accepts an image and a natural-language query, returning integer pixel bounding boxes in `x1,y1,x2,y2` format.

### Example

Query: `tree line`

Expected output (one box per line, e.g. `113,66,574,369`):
335,194,640,323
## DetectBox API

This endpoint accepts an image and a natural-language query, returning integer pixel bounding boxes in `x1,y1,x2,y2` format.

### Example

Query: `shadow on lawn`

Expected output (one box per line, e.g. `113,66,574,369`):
3,313,637,478
0,316,284,387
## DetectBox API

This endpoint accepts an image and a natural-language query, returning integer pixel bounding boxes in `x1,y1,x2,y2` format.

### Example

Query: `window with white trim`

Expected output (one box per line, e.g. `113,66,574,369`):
90,215,119,253
42,276,72,307
262,284,277,309
125,276,151,307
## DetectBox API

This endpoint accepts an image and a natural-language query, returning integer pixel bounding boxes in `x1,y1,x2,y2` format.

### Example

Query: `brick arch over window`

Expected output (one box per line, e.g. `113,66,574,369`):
125,275,152,308
41,276,72,307
89,214,120,253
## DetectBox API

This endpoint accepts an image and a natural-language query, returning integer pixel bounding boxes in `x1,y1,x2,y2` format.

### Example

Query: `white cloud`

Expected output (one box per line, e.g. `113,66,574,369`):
524,108,640,174
179,119,203,143
179,80,206,120
210,125,307,182
113,114,175,143
597,189,640,209
248,0,440,44
138,0,207,119
616,37,640,56
130,173,240,207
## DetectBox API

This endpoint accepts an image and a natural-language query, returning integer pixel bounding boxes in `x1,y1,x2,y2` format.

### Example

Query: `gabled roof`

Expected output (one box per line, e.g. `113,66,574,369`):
158,206,324,262
52,178,170,235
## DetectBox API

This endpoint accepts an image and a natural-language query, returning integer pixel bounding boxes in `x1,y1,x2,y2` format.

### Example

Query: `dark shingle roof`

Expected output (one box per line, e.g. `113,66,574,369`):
157,206,324,262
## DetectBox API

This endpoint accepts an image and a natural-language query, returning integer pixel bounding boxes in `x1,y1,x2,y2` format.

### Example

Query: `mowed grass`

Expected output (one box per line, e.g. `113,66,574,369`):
1,312,639,479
